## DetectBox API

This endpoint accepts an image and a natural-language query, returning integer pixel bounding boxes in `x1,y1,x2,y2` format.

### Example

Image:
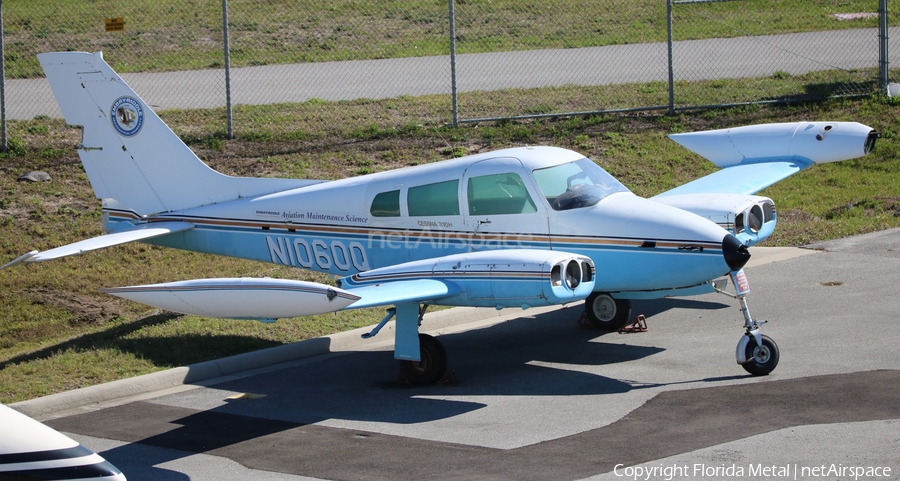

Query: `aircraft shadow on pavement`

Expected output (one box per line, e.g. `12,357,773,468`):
165,305,667,425
150,300,737,428
74,305,665,475
70,301,739,477
97,443,191,481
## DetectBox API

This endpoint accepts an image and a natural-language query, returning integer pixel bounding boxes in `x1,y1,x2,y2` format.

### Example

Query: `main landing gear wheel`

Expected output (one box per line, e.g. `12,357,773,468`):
584,292,631,331
399,333,448,385
741,334,779,376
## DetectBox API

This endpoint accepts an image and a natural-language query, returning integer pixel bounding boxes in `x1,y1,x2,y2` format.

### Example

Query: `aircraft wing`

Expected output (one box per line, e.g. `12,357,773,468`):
102,249,594,320
101,249,593,363
343,279,460,309
650,121,877,246
654,121,878,198
103,277,458,320
654,161,808,197
1,221,195,269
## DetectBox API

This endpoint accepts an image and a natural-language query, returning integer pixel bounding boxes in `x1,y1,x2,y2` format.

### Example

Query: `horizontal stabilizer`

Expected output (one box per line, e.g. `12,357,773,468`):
1,221,194,269
103,277,361,321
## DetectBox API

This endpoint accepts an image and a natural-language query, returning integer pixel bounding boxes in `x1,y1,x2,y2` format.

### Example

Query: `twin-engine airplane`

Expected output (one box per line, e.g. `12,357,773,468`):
4,52,878,383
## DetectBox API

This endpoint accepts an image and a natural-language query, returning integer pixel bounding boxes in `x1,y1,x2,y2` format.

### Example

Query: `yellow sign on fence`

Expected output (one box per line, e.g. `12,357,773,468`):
104,17,125,32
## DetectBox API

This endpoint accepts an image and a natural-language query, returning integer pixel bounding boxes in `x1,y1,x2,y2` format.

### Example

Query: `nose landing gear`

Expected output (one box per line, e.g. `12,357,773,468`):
715,269,780,376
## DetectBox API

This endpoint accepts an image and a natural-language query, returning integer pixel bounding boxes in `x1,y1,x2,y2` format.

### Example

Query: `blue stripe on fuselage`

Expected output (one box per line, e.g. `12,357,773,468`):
110,215,728,294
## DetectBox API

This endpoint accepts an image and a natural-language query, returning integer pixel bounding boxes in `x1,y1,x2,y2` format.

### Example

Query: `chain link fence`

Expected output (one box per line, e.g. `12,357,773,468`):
2,0,897,150
669,1,892,107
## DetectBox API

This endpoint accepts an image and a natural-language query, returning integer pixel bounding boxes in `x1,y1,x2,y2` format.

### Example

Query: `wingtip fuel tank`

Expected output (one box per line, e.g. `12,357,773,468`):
669,121,878,167
103,278,361,321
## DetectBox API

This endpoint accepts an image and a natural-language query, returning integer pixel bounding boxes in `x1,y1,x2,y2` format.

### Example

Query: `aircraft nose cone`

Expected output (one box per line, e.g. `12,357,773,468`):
722,234,751,271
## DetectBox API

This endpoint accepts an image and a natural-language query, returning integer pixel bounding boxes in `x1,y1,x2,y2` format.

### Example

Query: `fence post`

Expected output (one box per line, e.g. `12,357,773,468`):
222,0,233,139
0,0,7,153
879,0,889,91
449,0,458,127
666,0,674,115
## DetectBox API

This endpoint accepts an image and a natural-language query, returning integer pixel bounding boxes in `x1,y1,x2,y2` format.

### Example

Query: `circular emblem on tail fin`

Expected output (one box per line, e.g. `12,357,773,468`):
111,96,144,137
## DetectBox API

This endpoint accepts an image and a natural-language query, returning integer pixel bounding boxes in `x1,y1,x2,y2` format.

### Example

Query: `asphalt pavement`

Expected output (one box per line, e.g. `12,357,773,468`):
12,228,900,481
8,27,899,120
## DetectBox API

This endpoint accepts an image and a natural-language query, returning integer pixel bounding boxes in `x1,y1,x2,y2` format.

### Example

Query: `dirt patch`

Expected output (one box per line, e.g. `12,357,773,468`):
825,197,900,219
31,289,124,326
777,209,819,222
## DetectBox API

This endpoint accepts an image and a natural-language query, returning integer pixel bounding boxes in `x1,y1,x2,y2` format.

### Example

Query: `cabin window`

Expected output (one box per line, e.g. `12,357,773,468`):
408,180,460,216
467,173,537,215
370,190,401,217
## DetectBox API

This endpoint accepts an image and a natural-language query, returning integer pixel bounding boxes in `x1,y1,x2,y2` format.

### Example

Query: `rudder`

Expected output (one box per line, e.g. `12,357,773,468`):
39,51,315,216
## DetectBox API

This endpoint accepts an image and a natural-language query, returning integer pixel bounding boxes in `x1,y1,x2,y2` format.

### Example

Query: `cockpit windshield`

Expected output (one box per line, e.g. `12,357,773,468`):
533,157,630,211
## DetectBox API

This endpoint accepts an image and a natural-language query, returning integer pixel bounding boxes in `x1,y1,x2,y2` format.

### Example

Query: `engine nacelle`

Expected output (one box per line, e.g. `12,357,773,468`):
654,193,776,247
341,249,596,309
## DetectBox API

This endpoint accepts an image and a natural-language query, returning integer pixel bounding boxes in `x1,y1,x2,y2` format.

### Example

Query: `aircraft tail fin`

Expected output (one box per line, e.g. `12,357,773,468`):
38,52,316,216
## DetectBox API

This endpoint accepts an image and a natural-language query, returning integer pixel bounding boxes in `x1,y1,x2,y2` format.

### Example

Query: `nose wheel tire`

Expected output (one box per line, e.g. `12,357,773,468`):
399,333,448,385
584,292,631,331
741,334,779,376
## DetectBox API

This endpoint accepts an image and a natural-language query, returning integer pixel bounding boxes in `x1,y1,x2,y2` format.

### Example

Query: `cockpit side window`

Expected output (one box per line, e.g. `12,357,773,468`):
407,180,460,216
467,172,537,215
370,190,401,217
533,158,630,211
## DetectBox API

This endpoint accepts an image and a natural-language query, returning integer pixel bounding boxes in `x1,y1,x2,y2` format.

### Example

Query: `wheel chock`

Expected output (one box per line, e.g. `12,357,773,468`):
438,370,460,386
618,315,648,333
577,312,593,329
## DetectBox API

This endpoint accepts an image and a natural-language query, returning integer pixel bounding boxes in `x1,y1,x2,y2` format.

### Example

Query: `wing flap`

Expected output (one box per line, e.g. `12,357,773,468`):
2,221,195,269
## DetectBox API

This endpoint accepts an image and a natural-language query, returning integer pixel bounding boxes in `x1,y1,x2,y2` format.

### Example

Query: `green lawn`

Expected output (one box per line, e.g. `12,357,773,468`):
3,0,894,77
2,90,899,403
